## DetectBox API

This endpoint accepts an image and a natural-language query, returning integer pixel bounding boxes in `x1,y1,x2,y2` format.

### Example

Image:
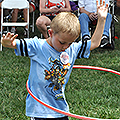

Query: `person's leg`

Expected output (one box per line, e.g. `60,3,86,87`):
23,8,30,37
23,1,36,23
29,1,36,13
100,13,112,47
36,15,51,39
100,13,112,46
103,13,112,37
12,9,19,22
11,9,19,33
23,9,28,29
78,13,91,39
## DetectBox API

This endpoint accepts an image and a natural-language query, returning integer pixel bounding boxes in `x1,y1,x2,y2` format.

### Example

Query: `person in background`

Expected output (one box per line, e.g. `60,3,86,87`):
78,0,112,47
36,0,71,39
10,0,36,36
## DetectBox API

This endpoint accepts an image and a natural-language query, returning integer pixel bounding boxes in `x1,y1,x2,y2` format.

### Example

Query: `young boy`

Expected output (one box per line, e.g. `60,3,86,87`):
1,0,108,120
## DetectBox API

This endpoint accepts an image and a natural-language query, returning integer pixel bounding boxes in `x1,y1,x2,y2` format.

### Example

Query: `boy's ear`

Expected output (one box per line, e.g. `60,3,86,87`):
48,29,54,37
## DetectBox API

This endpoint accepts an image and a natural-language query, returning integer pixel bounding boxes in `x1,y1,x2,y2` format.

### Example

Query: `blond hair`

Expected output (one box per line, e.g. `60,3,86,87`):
50,12,80,39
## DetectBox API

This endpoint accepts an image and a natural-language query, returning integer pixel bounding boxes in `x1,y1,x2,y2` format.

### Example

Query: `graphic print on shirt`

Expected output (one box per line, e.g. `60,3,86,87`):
44,52,70,100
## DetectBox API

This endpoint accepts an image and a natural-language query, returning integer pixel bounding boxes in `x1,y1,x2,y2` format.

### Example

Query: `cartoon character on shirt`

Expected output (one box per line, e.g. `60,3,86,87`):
44,52,70,99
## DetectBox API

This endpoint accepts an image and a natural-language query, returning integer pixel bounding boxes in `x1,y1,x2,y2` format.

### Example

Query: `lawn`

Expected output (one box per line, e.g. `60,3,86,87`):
0,11,120,120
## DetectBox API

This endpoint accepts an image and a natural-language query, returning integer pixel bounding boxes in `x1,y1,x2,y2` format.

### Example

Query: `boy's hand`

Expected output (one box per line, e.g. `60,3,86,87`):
97,0,108,20
1,32,18,49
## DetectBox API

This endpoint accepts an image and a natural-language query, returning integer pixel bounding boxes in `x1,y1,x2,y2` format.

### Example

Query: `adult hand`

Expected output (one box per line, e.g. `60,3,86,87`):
89,13,98,21
51,6,60,13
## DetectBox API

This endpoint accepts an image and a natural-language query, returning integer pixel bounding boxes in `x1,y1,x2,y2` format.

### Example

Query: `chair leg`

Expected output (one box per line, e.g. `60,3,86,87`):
0,43,2,51
30,11,35,32
0,29,3,51
28,29,29,38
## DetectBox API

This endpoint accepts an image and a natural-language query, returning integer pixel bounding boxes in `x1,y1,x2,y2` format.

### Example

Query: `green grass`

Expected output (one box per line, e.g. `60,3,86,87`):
66,40,120,119
0,48,30,119
0,14,120,120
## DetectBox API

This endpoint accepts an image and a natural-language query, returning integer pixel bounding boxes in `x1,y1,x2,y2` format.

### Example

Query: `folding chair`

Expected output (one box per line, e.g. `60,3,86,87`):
29,0,36,32
0,0,29,51
30,10,35,32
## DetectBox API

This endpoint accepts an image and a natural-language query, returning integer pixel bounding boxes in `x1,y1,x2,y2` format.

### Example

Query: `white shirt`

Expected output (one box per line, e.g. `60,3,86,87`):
78,0,110,13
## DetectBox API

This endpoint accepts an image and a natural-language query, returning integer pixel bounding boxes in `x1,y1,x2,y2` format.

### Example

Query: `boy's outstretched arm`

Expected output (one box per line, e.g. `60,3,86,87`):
1,32,18,49
90,0,108,50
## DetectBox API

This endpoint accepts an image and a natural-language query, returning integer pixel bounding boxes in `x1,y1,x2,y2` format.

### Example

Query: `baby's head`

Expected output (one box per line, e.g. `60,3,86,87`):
50,12,80,40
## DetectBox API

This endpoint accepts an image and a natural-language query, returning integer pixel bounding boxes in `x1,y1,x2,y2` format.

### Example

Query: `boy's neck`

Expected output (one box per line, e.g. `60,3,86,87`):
46,37,53,47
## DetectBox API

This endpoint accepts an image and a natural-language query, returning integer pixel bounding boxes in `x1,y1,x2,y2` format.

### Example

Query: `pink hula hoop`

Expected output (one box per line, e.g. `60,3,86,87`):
26,65,120,120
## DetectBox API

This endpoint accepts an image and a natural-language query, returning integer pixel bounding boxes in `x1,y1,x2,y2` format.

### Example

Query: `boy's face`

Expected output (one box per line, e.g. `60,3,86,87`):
48,30,76,52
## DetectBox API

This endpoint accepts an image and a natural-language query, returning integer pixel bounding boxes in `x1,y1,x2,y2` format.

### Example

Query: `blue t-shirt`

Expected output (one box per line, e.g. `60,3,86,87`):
15,37,91,118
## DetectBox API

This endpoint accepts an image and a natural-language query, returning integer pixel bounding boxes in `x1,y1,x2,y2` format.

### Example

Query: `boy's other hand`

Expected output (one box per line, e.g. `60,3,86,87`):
1,32,18,49
97,0,108,20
